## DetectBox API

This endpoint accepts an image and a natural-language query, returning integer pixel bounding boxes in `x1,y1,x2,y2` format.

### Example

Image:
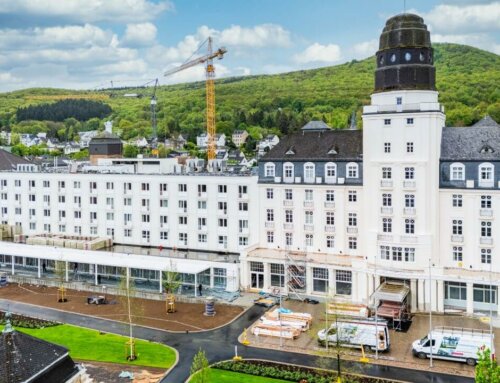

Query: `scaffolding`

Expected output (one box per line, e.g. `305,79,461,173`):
285,247,307,301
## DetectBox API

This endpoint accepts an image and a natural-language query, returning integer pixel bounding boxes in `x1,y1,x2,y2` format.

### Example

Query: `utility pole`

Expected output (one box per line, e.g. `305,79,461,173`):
375,255,379,360
429,258,433,368
489,260,493,360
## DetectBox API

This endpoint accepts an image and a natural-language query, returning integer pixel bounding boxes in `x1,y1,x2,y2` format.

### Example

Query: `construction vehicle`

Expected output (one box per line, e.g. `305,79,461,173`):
164,37,227,161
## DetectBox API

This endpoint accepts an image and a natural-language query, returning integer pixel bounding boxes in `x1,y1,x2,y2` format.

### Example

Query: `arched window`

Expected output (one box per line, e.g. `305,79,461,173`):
450,162,465,181
325,162,337,183
478,162,494,187
283,162,294,183
264,162,275,177
346,162,359,178
304,162,315,183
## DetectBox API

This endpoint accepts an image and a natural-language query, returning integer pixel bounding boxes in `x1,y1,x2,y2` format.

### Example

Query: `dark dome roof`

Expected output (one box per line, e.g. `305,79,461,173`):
379,14,431,51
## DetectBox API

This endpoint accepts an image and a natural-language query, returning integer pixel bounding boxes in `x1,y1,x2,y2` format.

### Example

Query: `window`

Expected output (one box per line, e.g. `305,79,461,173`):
452,220,463,235
142,230,150,241
285,232,293,246
160,183,168,193
305,233,313,247
264,162,275,177
266,209,274,222
346,163,358,178
267,231,274,244
481,195,492,209
404,248,415,262
106,182,114,190
239,219,248,233
74,211,81,219
198,234,207,243
218,185,227,193
106,212,114,221
452,194,463,207
89,181,97,191
160,231,169,240
326,190,335,202
450,163,465,181
313,268,329,293
380,246,390,260
305,189,313,201
58,195,65,203
285,210,293,223
29,194,35,202
123,182,132,192
270,264,285,287
218,235,227,248
239,237,248,246
326,235,335,249
348,190,357,202
481,221,491,237
44,224,51,232
382,167,392,179
348,213,357,227
124,213,132,224
238,185,247,196
214,268,227,288
406,118,414,125
218,218,227,227
285,189,293,200
179,200,187,212
178,183,186,192
124,197,132,206
266,188,274,199
74,226,82,235
305,210,313,224
73,181,80,189
392,247,402,261
453,246,463,262
336,270,352,295
473,284,497,304
239,202,248,211
479,163,494,185
198,184,207,194
89,196,97,205
396,97,402,105
325,163,337,181
283,163,294,180
405,219,415,234
178,216,187,225
384,119,391,126
197,200,206,209
304,162,315,182
44,209,51,217
43,180,50,188
348,237,357,250
405,167,415,180
179,233,188,245
142,214,150,223
383,218,392,233
326,211,335,226
382,193,392,206
384,142,391,153
15,180,21,187
407,142,414,153
141,198,149,209
198,217,206,229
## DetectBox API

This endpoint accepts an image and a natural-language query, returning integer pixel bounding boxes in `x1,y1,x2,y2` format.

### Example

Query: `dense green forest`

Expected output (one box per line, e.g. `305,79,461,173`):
16,99,111,122
0,43,498,144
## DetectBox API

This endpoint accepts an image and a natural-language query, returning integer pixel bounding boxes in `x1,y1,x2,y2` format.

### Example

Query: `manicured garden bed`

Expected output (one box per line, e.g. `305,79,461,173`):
0,323,176,369
208,369,291,382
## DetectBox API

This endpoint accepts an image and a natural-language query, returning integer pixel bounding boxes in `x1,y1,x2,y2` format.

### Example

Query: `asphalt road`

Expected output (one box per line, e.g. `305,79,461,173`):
0,299,474,383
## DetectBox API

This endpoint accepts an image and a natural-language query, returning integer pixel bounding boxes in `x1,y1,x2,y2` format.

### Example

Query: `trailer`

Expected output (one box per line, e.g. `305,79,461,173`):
412,326,495,365
318,318,390,352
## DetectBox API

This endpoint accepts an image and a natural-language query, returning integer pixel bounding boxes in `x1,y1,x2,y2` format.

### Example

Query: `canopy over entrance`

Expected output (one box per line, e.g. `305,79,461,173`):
372,282,410,303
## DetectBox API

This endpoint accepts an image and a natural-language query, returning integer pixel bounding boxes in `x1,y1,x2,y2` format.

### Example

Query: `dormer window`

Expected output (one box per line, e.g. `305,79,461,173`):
304,162,315,183
264,162,275,177
325,163,337,183
327,147,338,155
283,162,294,182
285,146,295,155
450,163,465,181
384,119,391,126
480,145,494,154
479,162,494,187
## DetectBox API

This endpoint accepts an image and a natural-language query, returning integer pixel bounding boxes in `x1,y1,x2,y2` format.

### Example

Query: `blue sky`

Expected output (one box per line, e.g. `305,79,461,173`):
0,0,498,91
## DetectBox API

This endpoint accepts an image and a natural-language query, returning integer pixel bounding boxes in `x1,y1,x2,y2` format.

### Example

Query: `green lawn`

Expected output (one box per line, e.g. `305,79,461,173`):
0,324,176,368
207,369,292,383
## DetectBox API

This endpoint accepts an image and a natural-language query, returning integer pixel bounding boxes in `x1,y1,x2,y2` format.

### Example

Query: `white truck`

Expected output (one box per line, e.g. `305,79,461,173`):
317,318,390,352
412,326,495,365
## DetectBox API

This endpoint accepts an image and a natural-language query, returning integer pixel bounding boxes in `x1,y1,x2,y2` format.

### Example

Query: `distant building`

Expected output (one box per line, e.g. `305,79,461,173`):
64,143,81,155
0,148,33,171
232,130,249,146
196,133,226,148
257,134,280,156
132,137,149,149
78,130,99,148
88,132,123,165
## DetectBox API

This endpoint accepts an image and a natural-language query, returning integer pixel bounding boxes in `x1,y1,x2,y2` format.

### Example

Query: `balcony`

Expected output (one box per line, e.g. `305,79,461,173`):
377,234,393,242
480,237,493,246
403,207,416,216
380,207,393,215
403,181,416,189
283,223,294,231
480,209,493,218
347,226,358,234
303,201,314,208
283,200,293,207
380,180,393,188
304,224,314,231
265,221,275,229
324,225,335,233
451,235,464,243
401,235,418,244
324,202,335,209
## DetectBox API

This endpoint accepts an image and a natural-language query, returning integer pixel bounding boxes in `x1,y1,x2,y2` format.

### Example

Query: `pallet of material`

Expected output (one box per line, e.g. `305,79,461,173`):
327,302,370,318
266,309,313,328
251,324,301,339
259,317,309,331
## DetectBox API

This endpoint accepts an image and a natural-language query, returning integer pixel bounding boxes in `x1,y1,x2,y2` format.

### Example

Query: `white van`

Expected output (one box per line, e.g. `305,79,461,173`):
412,326,495,365
317,318,390,352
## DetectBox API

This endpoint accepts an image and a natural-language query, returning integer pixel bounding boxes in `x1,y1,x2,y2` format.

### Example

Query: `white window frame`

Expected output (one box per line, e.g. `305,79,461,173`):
346,162,358,178
264,162,275,177
450,162,465,181
479,162,494,187
325,162,337,183
283,162,294,182
304,162,315,183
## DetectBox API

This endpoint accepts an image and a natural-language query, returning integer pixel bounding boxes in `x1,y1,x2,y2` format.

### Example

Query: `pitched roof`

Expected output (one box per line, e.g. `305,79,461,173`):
301,120,332,132
441,116,500,161
0,148,32,171
262,127,362,161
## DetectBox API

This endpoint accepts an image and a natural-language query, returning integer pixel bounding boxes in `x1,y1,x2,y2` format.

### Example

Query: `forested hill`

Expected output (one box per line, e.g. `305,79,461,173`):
0,43,498,143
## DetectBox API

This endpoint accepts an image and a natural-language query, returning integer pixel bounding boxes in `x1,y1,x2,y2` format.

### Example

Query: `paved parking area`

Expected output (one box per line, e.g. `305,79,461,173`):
244,300,500,378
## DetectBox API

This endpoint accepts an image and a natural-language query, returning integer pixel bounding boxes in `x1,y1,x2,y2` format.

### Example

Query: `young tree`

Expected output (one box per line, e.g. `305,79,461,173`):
476,348,499,383
190,348,210,383
117,269,142,361
54,260,68,302
162,270,182,294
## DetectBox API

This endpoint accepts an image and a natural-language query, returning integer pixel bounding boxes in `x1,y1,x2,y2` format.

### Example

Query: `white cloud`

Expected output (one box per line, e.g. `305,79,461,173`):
424,2,500,33
352,39,378,59
218,24,291,48
432,32,500,54
122,23,157,46
0,72,20,83
294,43,342,64
0,0,173,23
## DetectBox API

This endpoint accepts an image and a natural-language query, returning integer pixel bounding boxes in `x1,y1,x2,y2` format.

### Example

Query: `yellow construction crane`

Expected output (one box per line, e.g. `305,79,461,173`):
164,37,227,161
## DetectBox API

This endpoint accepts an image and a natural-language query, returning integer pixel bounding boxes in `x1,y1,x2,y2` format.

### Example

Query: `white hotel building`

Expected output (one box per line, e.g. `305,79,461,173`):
0,13,499,314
